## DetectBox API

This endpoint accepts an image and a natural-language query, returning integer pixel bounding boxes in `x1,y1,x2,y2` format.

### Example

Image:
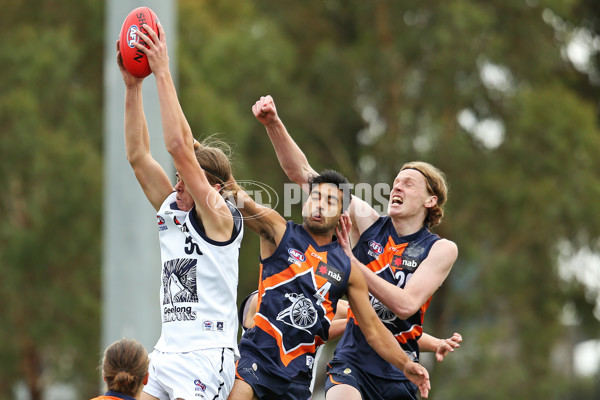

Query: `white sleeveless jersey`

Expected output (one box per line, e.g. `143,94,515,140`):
154,192,243,354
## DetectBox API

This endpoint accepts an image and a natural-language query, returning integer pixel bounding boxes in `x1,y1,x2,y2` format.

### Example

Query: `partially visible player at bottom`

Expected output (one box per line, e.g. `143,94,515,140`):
227,170,430,400
91,338,149,400
119,22,243,400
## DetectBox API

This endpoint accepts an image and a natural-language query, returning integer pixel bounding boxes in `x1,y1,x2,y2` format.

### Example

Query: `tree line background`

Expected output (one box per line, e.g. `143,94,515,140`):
1,0,600,399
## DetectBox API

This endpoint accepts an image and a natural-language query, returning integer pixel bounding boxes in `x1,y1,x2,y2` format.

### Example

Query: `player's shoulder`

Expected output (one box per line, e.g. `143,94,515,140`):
431,238,458,259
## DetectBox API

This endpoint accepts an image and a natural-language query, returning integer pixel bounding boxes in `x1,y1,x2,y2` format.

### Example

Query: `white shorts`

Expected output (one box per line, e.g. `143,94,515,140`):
143,347,235,400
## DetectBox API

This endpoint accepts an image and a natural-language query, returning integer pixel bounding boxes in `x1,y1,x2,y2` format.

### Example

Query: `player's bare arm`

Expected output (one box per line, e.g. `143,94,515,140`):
345,264,430,398
255,95,380,245
419,332,463,362
117,40,173,211
252,95,317,186
228,179,287,259
134,23,234,241
346,195,380,240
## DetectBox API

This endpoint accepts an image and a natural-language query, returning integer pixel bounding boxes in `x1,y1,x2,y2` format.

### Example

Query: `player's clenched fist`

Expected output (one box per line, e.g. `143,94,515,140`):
252,95,279,126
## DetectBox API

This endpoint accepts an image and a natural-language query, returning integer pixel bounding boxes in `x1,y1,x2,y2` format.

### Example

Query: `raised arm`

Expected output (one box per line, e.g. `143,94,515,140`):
252,95,316,186
117,41,172,211
346,265,430,398
253,95,380,239
134,23,233,240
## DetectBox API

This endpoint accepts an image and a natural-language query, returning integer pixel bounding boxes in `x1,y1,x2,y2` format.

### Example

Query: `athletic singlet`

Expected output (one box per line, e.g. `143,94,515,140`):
332,216,440,379
154,192,243,354
238,221,351,382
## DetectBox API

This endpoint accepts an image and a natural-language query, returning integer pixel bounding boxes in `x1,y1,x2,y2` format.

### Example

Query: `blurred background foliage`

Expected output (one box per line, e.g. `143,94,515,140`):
1,0,599,398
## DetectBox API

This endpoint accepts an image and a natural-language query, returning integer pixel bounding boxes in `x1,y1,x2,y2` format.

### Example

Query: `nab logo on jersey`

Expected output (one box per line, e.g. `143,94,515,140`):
391,255,418,272
288,248,306,265
315,261,344,286
368,240,384,259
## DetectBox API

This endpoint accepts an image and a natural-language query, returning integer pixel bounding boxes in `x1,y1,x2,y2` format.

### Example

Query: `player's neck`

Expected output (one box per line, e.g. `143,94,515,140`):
391,216,425,237
308,230,335,247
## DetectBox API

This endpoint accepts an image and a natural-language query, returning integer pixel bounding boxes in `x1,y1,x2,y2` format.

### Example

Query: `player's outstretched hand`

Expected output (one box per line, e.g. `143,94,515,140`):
335,212,353,259
404,361,430,398
435,332,462,362
252,95,279,126
133,21,169,76
116,41,144,87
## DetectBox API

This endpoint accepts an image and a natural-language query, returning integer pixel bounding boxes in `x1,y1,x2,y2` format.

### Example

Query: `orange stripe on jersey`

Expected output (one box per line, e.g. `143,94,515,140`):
260,245,324,290
384,300,430,344
255,314,325,366
261,261,312,290
395,324,423,344
235,360,244,380
328,374,342,385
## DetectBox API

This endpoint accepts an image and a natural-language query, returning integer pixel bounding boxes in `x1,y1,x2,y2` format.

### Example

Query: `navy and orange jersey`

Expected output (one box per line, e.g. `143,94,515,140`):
238,221,351,383
332,216,440,380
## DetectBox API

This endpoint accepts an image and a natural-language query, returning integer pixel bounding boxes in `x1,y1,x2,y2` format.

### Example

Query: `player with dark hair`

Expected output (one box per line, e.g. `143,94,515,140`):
227,170,431,400
252,95,459,400
117,22,243,400
92,338,149,400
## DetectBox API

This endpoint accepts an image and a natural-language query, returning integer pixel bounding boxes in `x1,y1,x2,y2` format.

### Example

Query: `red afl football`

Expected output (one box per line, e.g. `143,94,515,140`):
119,7,159,78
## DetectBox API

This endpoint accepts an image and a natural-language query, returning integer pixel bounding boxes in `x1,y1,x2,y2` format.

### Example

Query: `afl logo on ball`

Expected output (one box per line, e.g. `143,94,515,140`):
127,25,140,48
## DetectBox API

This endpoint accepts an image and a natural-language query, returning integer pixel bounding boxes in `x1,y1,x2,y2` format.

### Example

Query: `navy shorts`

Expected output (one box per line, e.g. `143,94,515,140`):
235,354,311,400
325,359,417,400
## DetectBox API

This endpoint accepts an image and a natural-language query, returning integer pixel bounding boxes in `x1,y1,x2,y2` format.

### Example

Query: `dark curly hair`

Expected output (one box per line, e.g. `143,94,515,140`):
308,169,352,212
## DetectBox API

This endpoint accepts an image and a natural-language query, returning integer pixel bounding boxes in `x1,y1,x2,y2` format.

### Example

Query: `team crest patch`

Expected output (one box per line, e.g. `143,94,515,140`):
315,261,344,286
368,240,384,259
288,248,306,265
157,216,167,231
276,293,318,333
202,320,225,331
194,379,206,392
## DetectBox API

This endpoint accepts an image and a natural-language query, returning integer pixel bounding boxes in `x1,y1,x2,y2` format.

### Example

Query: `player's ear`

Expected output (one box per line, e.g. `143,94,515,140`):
424,195,437,208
